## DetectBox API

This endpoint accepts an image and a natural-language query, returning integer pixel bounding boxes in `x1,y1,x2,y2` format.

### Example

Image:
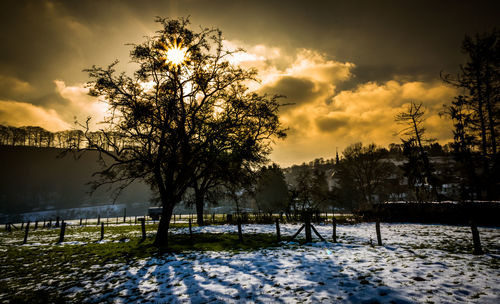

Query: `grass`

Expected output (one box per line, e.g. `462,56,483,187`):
0,223,294,303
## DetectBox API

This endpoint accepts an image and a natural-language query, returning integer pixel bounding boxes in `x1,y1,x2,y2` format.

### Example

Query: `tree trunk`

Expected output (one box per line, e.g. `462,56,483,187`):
154,203,173,247
195,189,205,226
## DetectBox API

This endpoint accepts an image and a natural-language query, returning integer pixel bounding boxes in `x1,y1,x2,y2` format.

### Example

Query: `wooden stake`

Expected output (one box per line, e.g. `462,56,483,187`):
189,218,193,240
275,218,281,242
304,213,312,243
332,216,337,243
58,221,66,243
376,221,382,246
100,222,105,241
470,220,483,255
139,218,146,241
23,221,30,244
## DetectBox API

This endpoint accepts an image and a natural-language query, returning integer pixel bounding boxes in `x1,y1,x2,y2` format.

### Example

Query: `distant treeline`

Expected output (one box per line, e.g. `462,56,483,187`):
0,125,132,151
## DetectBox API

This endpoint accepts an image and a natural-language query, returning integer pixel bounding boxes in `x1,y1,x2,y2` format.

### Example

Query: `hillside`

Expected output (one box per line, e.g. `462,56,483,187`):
0,146,151,216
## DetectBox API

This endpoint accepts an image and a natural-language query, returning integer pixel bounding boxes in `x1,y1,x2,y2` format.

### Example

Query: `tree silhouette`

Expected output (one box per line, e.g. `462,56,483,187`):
395,101,439,201
442,29,500,200
335,143,394,206
255,164,289,218
82,17,285,246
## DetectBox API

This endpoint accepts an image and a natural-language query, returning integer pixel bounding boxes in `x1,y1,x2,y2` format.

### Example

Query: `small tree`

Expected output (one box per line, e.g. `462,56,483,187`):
395,101,439,201
335,143,394,206
83,17,285,246
255,164,289,218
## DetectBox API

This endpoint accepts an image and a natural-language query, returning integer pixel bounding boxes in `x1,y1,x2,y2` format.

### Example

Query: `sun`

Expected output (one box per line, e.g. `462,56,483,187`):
161,40,189,66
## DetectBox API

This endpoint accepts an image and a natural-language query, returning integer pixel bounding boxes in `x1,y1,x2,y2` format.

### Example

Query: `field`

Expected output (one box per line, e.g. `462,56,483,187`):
1,220,499,303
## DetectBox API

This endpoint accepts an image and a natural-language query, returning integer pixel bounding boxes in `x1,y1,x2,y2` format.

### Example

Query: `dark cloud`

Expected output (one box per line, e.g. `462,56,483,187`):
260,76,322,108
1,0,499,164
316,116,349,132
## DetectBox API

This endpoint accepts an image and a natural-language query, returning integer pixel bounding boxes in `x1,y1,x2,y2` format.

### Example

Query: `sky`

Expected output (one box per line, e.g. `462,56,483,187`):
0,0,499,166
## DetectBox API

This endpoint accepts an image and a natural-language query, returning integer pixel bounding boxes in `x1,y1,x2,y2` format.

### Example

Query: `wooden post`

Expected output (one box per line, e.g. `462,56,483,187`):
304,213,312,243
139,218,146,241
48,219,52,228
43,220,46,228
275,218,281,242
189,218,193,239
376,221,382,246
21,222,24,229
470,220,483,255
34,221,38,230
100,222,105,241
58,221,66,243
79,218,82,226
23,221,30,244
123,208,127,223
237,218,243,242
332,216,337,243
55,216,60,228
97,214,100,225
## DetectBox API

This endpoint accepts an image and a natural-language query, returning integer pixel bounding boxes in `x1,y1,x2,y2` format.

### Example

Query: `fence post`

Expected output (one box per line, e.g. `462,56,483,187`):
375,220,382,246
55,216,60,228
79,218,82,226
275,218,281,242
34,221,38,230
470,220,483,255
48,219,52,228
58,221,66,243
123,208,127,223
237,218,243,242
332,216,337,243
97,214,100,225
304,213,312,243
21,222,24,229
139,218,146,241
43,220,46,228
100,222,105,241
23,221,30,244
189,218,193,240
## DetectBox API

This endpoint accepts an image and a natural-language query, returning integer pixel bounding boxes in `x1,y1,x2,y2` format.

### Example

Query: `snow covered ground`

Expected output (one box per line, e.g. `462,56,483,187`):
2,222,499,303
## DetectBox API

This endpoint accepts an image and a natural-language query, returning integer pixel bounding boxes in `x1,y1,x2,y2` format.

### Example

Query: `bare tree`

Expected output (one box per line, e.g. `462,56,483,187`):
395,101,439,201
82,17,285,246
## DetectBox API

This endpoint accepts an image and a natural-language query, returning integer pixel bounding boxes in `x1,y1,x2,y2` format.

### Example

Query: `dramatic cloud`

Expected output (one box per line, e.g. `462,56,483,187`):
271,79,457,166
0,100,70,131
53,81,108,130
1,0,497,165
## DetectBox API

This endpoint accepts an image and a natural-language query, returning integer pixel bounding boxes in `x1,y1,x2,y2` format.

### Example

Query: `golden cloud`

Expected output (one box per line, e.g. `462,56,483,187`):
0,100,70,131
271,79,457,166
